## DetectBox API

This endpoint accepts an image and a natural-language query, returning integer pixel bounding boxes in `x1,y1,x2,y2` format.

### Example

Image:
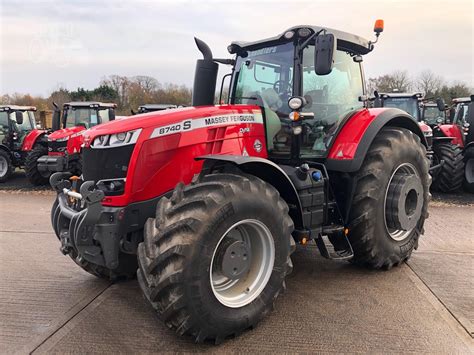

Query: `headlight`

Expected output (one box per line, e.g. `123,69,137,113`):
91,129,142,149
55,136,69,142
288,96,306,110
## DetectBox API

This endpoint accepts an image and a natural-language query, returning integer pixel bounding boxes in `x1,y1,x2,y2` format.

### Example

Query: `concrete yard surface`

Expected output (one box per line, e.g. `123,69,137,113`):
0,191,473,353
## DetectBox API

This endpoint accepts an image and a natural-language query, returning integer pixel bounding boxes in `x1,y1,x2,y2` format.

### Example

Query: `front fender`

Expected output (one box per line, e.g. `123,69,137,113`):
197,155,304,228
326,108,426,172
22,130,47,151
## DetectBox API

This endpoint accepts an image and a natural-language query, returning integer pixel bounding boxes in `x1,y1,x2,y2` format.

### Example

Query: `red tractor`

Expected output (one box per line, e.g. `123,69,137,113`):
374,92,464,192
0,105,48,183
50,21,431,342
25,101,116,185
450,96,474,192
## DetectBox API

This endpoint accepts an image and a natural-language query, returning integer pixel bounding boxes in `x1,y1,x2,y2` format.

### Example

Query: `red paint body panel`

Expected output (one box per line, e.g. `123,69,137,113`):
21,129,46,151
83,105,267,207
328,108,384,160
48,126,86,155
439,124,464,147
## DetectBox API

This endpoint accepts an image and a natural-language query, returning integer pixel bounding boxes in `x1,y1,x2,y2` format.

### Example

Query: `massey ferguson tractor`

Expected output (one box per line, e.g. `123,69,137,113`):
50,21,432,343
451,96,474,192
25,101,116,185
374,92,464,192
0,105,47,183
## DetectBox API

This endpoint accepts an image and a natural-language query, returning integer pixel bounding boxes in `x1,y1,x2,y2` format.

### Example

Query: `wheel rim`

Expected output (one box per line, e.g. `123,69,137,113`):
210,219,275,308
465,158,474,184
0,156,8,177
384,163,423,241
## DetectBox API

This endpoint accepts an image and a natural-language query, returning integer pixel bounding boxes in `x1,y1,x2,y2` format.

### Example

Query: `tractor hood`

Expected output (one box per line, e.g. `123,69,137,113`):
82,105,261,147
48,126,86,141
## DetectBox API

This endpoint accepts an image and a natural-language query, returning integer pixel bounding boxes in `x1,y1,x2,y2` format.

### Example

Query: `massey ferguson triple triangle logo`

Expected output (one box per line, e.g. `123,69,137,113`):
150,112,263,138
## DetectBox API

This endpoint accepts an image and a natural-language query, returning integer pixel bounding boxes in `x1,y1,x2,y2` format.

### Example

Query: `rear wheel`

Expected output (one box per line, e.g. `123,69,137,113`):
463,147,474,193
431,142,464,192
25,145,50,185
0,150,13,183
348,127,431,269
137,173,294,343
51,198,137,281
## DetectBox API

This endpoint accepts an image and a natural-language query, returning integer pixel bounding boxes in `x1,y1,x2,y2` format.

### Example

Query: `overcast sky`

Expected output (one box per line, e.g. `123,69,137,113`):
0,0,472,96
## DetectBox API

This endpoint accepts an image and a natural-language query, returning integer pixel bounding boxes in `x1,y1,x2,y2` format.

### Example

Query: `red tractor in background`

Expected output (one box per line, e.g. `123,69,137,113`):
0,105,48,183
25,101,116,185
450,96,474,192
50,21,432,342
374,92,464,192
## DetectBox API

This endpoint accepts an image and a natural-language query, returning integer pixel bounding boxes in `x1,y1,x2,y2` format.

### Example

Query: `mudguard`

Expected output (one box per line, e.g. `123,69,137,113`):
21,130,47,151
326,108,426,172
198,155,304,228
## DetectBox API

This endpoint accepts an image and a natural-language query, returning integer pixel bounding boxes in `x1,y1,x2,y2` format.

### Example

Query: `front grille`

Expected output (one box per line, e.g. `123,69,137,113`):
82,145,135,182
49,140,67,153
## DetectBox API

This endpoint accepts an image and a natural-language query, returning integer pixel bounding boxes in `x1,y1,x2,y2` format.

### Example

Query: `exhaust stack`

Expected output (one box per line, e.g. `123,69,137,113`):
192,38,218,107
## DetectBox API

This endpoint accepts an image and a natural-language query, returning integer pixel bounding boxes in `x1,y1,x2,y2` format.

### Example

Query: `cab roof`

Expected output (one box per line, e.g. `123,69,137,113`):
64,101,117,108
231,25,372,55
139,104,178,110
452,97,473,103
379,92,423,99
0,105,37,111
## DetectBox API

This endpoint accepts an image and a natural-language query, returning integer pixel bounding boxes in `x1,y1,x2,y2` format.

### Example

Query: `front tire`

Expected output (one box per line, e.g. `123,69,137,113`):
463,147,474,193
348,127,431,269
0,150,13,183
137,173,294,343
431,142,464,192
25,145,50,185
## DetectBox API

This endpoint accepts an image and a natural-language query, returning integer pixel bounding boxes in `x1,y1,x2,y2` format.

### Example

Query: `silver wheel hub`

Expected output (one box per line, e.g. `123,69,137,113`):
384,163,423,241
210,219,275,308
0,156,8,177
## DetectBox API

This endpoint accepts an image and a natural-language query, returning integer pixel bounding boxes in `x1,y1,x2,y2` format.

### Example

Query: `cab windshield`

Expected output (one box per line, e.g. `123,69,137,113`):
231,41,364,158
422,106,443,125
64,107,111,129
453,103,471,125
383,97,420,121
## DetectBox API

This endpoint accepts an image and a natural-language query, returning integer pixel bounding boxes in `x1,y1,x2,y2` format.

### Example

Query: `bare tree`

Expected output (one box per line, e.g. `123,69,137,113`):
367,70,412,93
416,70,444,97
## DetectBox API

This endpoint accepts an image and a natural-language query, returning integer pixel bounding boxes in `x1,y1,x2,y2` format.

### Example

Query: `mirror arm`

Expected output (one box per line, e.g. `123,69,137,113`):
300,29,324,49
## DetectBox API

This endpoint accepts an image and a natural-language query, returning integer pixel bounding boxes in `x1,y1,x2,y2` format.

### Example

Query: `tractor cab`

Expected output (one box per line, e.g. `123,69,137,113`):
422,101,447,126
374,92,423,121
452,96,473,145
25,101,117,185
135,104,178,114
0,105,44,182
216,25,374,160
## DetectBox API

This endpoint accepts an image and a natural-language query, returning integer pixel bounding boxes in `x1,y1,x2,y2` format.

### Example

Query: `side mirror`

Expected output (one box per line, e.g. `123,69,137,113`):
436,98,445,112
314,33,335,76
15,111,24,125
52,109,61,131
109,108,116,121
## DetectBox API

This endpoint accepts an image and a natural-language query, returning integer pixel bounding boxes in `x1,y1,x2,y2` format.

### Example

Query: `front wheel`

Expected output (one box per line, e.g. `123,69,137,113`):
137,173,294,343
463,147,474,193
25,145,50,185
431,142,464,192
0,150,13,183
348,127,431,269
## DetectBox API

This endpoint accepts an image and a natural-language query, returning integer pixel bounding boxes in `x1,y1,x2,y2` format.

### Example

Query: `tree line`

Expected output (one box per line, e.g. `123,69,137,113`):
0,75,192,115
367,70,471,103
1,71,471,115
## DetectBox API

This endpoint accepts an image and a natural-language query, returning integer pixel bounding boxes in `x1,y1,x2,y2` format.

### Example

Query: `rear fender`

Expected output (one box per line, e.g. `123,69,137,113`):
0,144,11,154
326,108,426,172
198,155,304,228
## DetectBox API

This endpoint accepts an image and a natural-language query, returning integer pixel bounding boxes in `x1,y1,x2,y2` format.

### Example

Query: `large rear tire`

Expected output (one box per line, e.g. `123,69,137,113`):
0,150,13,183
348,127,431,269
137,173,294,343
51,199,137,281
25,145,50,185
431,142,464,192
463,147,474,193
